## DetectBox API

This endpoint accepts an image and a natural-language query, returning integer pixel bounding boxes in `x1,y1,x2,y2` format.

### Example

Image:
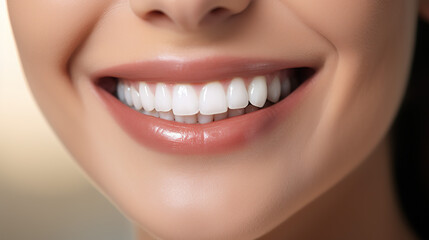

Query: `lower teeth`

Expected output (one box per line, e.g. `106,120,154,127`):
132,95,282,124
134,103,271,124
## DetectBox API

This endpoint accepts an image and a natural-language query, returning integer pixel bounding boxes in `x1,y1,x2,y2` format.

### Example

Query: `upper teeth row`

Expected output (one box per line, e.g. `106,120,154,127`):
117,74,292,116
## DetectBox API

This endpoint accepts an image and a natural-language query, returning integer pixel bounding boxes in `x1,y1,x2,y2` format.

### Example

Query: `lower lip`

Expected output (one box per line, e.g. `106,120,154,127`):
95,75,315,155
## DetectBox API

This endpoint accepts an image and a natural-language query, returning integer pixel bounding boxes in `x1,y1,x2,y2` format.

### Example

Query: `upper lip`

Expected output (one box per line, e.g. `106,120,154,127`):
91,56,319,83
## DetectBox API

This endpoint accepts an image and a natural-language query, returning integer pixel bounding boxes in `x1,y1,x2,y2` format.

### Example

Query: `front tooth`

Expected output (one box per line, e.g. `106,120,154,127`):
172,84,199,116
228,108,245,117
117,81,126,102
281,76,292,98
199,82,227,115
175,115,197,124
248,76,267,108
267,75,281,103
227,78,248,109
198,113,214,124
159,111,174,121
124,83,133,107
131,86,143,110
139,82,155,111
214,112,228,121
155,83,172,112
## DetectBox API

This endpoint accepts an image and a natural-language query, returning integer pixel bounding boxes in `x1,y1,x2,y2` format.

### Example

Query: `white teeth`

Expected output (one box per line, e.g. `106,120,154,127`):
198,113,214,124
131,86,143,110
248,76,267,108
281,76,292,98
175,115,197,124
159,111,174,121
268,75,281,103
199,82,228,115
172,84,199,116
226,78,249,109
228,108,245,118
155,83,172,112
139,82,155,111
214,112,228,121
124,83,134,107
117,82,126,102
116,70,297,123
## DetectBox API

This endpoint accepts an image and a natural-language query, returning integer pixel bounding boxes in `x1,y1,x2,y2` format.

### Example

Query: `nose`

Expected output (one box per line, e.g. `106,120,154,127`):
130,0,252,32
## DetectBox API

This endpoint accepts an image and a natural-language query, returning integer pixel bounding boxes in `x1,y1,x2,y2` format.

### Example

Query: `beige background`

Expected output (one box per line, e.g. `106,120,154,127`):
0,1,133,239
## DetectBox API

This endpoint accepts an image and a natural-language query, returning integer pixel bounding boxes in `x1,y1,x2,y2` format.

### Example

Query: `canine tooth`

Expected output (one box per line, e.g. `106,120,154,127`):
159,111,174,121
281,76,292,98
268,75,281,103
199,82,227,115
245,105,259,113
139,82,155,111
172,84,199,116
117,81,126,102
198,113,213,124
124,83,133,107
227,78,248,109
248,76,267,107
131,86,143,110
214,112,228,121
155,83,172,112
175,115,197,124
228,108,245,117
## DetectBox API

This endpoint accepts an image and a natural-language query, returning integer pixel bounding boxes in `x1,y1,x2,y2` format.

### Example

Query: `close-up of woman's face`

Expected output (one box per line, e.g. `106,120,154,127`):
7,0,421,239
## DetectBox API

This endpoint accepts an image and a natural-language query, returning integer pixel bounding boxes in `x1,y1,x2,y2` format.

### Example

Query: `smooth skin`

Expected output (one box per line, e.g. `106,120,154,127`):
7,0,429,239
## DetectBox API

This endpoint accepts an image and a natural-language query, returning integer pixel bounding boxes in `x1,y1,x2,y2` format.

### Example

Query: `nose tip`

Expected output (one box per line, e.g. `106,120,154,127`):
130,0,252,32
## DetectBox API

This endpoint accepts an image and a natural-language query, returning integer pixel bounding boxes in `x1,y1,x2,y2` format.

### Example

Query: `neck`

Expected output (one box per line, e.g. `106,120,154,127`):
261,135,416,240
136,135,416,240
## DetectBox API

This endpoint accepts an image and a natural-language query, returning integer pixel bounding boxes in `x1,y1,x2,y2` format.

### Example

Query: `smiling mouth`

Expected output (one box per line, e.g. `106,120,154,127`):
98,67,314,124
93,58,317,154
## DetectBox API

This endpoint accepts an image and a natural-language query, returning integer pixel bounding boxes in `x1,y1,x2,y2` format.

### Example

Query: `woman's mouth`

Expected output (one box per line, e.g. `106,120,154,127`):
93,58,317,154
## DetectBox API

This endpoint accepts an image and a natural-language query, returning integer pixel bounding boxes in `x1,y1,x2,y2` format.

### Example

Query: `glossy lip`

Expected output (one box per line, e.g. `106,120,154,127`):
93,57,318,155
91,56,319,83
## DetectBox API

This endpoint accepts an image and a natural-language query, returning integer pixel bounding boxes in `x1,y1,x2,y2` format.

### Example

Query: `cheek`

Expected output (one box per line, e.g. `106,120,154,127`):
8,0,111,67
286,0,416,51
299,0,417,187
7,0,112,99
7,0,113,154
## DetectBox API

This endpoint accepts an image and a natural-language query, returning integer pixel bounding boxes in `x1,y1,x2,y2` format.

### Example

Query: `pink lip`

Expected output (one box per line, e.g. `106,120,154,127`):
93,58,317,155
91,57,315,83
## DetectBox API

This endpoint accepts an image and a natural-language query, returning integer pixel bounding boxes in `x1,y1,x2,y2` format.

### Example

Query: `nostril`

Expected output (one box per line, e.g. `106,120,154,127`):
144,10,171,22
209,7,229,16
200,7,231,26
207,7,230,17
147,10,164,17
